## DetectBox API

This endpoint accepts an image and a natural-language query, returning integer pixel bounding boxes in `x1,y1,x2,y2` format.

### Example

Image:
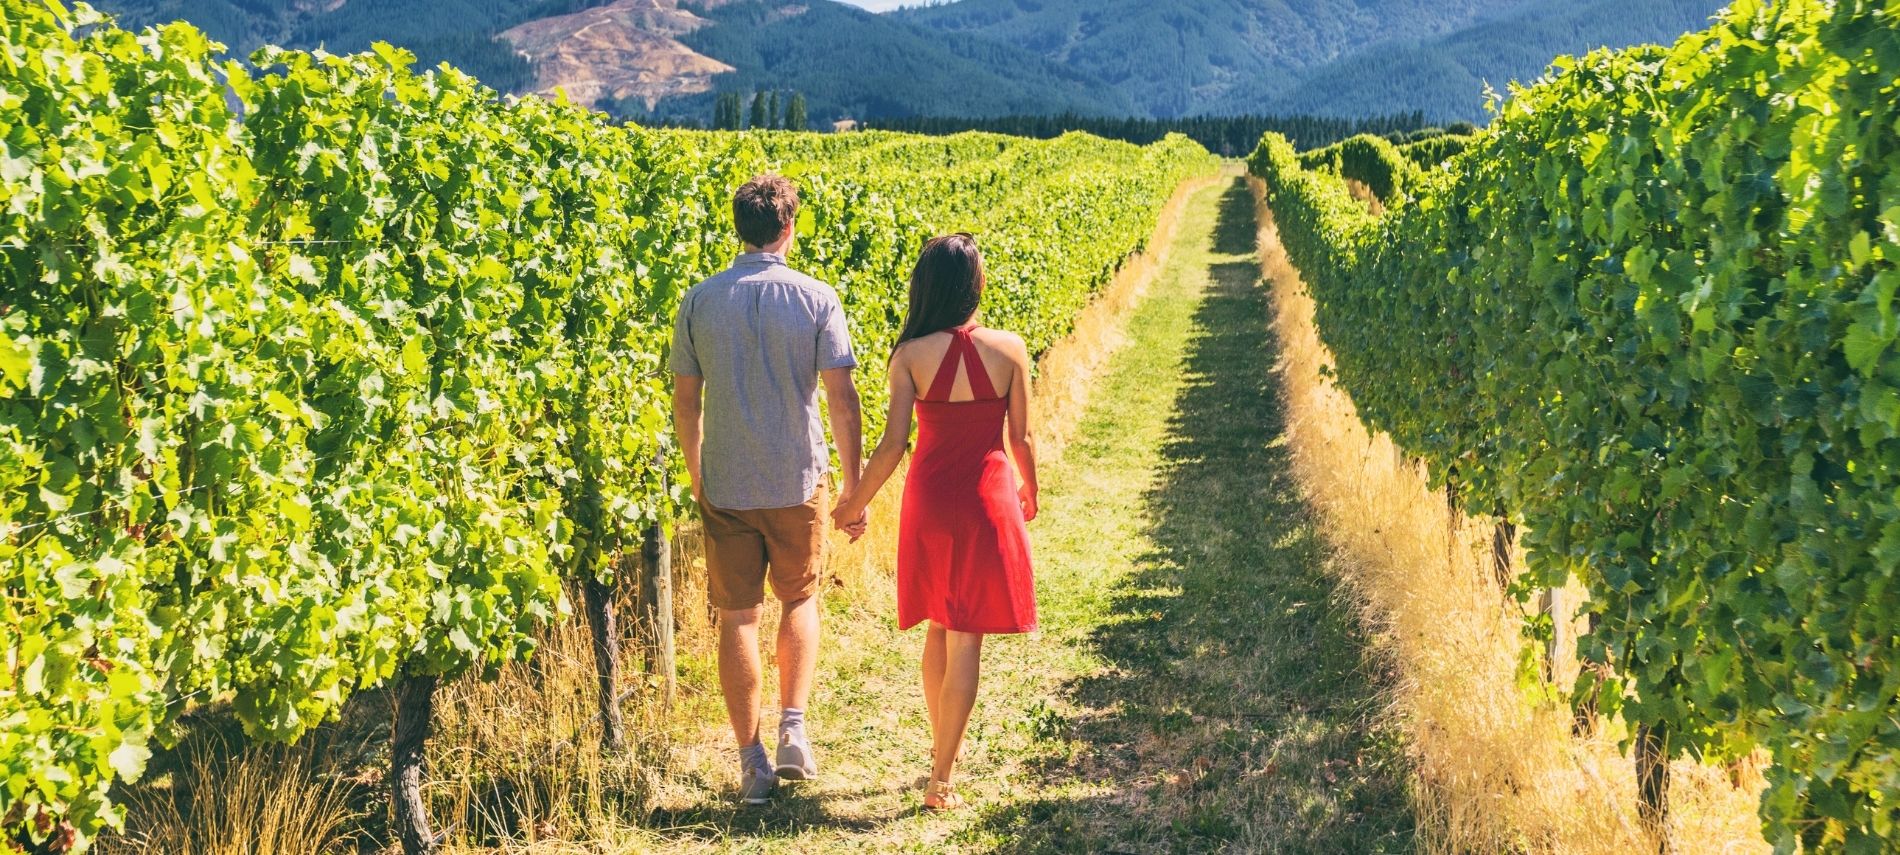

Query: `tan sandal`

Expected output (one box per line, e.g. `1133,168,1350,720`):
923,779,964,812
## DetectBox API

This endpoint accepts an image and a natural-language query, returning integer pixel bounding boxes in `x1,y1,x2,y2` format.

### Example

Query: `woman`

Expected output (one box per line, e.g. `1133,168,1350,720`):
831,233,1039,811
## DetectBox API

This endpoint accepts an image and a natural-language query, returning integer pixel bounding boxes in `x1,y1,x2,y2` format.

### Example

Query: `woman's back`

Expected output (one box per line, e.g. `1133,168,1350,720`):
899,326,1020,403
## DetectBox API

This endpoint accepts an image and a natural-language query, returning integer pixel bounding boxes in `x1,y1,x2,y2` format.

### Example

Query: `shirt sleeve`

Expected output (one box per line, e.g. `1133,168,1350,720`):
815,294,858,372
669,296,701,377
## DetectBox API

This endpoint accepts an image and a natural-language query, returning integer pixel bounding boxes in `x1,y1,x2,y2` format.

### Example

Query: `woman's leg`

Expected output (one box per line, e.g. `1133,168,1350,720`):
922,622,947,745
929,629,984,787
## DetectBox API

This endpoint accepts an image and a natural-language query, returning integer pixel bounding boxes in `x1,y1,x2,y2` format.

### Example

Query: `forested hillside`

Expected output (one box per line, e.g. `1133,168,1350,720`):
898,0,1728,122
1228,0,1726,119
895,0,1514,118
667,0,1133,120
95,0,565,90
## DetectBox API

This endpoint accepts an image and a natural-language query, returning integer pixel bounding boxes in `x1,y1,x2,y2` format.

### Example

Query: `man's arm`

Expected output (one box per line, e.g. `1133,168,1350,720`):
672,374,706,506
832,354,917,539
820,366,863,503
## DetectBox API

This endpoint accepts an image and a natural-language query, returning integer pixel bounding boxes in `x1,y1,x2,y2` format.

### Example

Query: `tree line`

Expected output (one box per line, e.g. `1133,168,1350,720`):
713,90,811,131
860,111,1466,155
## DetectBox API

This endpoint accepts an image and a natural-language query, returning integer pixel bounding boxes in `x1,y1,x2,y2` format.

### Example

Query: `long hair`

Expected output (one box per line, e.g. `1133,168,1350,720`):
895,234,985,348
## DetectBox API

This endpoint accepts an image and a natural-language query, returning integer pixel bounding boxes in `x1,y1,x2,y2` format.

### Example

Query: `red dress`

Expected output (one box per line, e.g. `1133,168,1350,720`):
897,325,1037,634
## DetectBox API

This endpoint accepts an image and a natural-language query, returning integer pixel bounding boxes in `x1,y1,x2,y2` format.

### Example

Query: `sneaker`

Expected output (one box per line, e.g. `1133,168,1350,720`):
775,721,818,781
739,764,777,805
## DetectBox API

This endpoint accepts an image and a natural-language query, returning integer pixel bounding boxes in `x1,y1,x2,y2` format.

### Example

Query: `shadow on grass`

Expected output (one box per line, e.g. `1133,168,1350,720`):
643,782,910,841
970,178,1414,854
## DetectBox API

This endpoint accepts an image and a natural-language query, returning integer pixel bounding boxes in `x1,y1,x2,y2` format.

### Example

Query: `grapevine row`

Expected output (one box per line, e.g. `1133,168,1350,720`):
1248,0,1897,847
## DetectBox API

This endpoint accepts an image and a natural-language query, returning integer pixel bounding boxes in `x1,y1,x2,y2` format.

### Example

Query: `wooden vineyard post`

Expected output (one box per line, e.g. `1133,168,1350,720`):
1490,521,1516,591
392,673,442,855
582,556,626,752
1636,719,1672,852
1573,611,1602,736
1443,471,1461,578
1539,586,1564,684
637,457,677,703
1491,520,1567,688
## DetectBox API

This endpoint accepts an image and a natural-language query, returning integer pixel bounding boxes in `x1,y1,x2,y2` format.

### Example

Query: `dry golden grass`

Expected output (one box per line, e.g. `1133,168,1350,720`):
1341,178,1386,216
1250,177,1768,855
101,736,362,855
428,613,671,851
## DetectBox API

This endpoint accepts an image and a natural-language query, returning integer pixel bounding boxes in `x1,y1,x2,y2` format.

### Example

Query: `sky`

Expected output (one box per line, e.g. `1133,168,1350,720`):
835,0,915,11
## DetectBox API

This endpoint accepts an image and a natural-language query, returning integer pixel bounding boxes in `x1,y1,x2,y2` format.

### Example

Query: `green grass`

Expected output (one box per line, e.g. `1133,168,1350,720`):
637,175,1413,853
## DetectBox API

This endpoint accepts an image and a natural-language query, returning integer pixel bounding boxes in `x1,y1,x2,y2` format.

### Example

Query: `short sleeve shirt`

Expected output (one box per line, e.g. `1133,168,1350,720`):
670,253,857,510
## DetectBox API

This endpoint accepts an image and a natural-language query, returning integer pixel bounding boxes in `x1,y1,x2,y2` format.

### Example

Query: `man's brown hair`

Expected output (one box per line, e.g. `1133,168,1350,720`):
733,174,800,248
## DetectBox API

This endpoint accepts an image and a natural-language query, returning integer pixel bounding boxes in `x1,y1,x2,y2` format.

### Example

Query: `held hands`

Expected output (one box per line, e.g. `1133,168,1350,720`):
828,484,1034,541
831,492,869,542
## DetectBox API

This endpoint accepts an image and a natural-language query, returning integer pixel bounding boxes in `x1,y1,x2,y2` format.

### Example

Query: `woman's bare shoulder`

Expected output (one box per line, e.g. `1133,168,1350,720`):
890,333,946,365
973,326,1025,347
974,327,1029,359
889,337,920,366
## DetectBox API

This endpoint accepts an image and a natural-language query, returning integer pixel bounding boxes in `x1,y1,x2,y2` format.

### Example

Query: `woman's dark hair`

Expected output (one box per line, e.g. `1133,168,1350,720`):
895,234,985,348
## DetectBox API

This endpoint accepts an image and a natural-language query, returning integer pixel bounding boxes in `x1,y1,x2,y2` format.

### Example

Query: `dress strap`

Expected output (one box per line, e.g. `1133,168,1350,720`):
922,326,1000,402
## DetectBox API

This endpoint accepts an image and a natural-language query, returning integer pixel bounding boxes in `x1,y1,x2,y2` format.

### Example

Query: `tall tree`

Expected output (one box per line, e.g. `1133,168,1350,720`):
767,91,782,130
786,92,808,131
749,91,768,130
712,92,742,130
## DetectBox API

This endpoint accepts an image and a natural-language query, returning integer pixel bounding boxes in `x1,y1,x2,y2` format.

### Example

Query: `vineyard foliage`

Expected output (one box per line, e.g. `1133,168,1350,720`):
1250,0,1899,848
1292,133,1421,205
0,2,1217,848
1395,133,1472,170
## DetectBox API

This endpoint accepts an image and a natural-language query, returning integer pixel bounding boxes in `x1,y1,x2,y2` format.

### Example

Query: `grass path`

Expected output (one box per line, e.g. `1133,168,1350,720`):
640,175,1412,853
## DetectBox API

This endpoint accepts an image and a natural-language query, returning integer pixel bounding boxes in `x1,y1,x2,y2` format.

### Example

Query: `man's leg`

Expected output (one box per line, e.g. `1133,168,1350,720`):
777,595,819,712
703,503,777,803
717,606,765,747
764,487,827,781
773,594,821,779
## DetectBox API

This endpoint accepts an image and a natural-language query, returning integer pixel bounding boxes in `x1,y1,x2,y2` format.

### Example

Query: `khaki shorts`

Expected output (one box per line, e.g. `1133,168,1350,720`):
701,485,828,611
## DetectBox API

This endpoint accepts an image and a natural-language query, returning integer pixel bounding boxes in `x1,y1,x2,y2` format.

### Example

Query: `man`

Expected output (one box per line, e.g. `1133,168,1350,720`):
670,174,865,805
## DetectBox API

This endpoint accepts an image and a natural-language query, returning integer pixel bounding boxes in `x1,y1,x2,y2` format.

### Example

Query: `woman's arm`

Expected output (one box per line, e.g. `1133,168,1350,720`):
1005,336,1038,522
832,353,918,538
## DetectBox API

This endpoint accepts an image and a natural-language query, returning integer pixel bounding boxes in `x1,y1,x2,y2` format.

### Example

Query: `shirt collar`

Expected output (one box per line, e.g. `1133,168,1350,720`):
735,251,786,267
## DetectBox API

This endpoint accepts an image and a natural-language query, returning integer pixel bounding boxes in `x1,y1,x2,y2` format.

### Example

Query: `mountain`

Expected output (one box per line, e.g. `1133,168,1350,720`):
499,1,736,111
668,1,1133,120
1216,0,1729,120
92,0,1130,120
94,0,579,91
892,0,1521,119
895,0,1730,122
88,0,1731,125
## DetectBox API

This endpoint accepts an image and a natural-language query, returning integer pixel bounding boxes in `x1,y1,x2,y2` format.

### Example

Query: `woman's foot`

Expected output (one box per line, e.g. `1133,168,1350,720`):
915,746,966,788
922,779,964,812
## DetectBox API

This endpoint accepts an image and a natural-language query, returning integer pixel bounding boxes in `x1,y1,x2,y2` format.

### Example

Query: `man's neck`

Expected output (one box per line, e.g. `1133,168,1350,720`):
743,241,792,257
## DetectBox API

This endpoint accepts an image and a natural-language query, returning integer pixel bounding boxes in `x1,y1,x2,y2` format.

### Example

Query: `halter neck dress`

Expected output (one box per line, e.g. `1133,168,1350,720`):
896,325,1037,634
